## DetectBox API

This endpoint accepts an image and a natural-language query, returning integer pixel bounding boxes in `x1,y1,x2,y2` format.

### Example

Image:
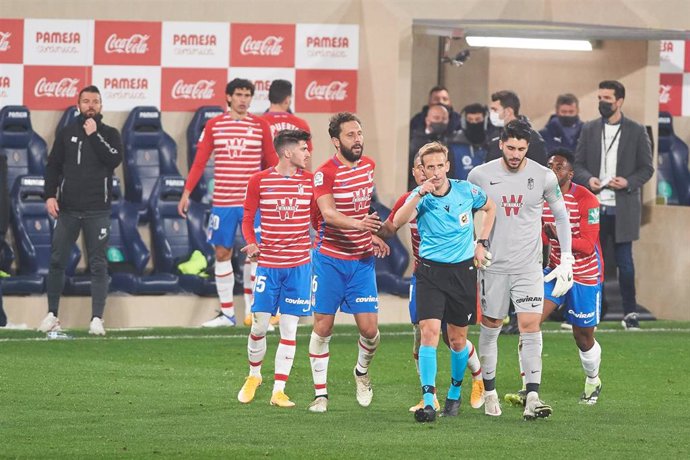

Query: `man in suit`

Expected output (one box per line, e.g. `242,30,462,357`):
573,80,654,330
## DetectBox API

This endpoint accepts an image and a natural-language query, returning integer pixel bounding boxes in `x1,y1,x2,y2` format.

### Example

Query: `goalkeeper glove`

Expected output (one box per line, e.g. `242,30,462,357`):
474,250,492,270
544,252,575,297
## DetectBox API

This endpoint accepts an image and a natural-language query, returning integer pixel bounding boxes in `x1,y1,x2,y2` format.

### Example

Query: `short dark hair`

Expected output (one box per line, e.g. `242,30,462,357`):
328,112,361,139
548,147,575,167
429,85,448,96
556,93,579,109
273,129,311,156
462,103,486,115
599,80,625,100
491,90,520,116
226,78,255,96
78,85,101,100
500,119,531,143
268,79,292,104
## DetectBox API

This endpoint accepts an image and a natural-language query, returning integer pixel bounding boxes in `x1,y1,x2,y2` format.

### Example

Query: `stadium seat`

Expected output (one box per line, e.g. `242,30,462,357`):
658,112,690,206
55,106,81,138
371,201,411,297
2,176,79,295
122,107,180,223
187,106,224,203
0,106,47,204
148,175,215,296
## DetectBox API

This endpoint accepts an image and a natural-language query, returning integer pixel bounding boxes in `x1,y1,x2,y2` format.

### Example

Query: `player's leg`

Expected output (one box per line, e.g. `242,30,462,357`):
567,283,603,405
308,313,334,413
238,312,270,403
242,258,255,326
478,271,510,417
466,339,485,409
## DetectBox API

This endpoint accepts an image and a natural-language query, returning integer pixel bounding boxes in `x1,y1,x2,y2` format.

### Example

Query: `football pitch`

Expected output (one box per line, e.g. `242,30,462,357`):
1,322,689,458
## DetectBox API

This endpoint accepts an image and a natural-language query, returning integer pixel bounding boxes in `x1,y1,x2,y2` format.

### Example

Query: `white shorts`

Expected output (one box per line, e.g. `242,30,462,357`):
478,270,544,319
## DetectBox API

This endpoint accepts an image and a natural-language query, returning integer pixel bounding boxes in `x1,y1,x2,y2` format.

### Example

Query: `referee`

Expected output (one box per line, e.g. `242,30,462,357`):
393,142,496,422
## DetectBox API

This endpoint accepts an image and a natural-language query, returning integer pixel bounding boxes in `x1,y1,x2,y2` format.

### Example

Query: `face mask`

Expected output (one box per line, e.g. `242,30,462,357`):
598,101,616,119
464,121,486,144
558,115,579,127
429,122,448,135
489,110,504,128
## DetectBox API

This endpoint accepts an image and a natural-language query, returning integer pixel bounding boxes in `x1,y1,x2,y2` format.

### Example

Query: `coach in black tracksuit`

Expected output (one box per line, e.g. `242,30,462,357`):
42,85,123,333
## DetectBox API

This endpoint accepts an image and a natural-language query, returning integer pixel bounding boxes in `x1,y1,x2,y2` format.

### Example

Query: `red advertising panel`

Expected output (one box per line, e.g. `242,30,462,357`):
295,69,357,113
0,18,24,64
231,23,295,68
94,20,161,65
659,73,683,116
23,65,92,110
161,67,227,111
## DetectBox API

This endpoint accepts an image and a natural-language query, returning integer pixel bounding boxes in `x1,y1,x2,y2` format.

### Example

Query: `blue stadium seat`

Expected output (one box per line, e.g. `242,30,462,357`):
0,106,47,203
187,106,224,203
122,107,180,223
2,176,79,295
657,112,690,206
148,175,215,296
371,201,411,297
55,106,81,138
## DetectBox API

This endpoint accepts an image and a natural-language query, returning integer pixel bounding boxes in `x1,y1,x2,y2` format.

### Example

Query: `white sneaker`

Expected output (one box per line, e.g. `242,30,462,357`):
38,312,61,333
89,317,106,336
560,322,573,331
201,314,236,328
484,390,502,417
353,368,373,407
523,391,552,420
307,396,328,413
3,322,28,330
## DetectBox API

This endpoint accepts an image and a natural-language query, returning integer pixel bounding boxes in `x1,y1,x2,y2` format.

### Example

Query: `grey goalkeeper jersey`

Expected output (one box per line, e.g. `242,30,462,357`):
468,159,569,274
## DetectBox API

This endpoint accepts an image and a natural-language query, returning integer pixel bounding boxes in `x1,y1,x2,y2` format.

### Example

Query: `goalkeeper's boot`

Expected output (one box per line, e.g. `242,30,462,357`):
307,396,328,413
523,391,552,421
414,405,437,423
470,379,485,409
484,390,502,417
440,398,461,417
237,375,262,403
504,389,527,407
579,377,602,405
409,396,440,412
270,391,295,408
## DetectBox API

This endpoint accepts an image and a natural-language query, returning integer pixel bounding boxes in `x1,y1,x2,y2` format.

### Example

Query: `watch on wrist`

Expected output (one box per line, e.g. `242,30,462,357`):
477,239,490,249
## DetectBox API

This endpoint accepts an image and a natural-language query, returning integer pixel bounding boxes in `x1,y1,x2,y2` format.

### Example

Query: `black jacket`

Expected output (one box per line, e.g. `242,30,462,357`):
45,115,123,212
410,105,462,135
539,114,583,154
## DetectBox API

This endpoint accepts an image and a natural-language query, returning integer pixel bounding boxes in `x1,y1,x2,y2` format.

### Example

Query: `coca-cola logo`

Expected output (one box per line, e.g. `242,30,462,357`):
0,32,11,52
305,81,348,101
105,33,150,54
240,35,284,56
34,77,79,98
172,79,216,100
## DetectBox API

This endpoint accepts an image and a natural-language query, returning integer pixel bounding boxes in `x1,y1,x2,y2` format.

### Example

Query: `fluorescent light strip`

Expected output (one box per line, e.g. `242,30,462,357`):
466,36,593,51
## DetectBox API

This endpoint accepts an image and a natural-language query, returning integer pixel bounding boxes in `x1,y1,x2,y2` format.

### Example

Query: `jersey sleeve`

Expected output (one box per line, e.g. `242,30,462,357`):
259,117,279,169
542,169,562,206
312,165,335,200
387,191,411,223
572,188,600,256
241,173,261,245
469,182,488,210
185,117,215,193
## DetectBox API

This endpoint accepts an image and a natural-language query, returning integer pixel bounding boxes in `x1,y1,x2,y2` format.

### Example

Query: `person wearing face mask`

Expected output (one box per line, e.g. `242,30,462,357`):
410,86,463,135
573,80,654,331
409,104,452,189
540,94,584,154
485,90,547,166
446,103,489,180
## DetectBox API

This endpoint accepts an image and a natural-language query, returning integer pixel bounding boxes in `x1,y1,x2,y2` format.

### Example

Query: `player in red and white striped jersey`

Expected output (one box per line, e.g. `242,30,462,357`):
307,112,387,414
178,79,278,328
261,79,313,169
237,129,313,408
507,150,605,407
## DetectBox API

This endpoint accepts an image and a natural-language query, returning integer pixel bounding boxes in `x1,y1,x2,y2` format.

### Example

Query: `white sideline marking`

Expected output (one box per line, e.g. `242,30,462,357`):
1,327,689,343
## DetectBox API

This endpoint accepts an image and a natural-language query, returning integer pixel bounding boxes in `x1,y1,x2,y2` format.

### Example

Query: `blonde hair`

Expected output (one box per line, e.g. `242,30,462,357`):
419,141,448,165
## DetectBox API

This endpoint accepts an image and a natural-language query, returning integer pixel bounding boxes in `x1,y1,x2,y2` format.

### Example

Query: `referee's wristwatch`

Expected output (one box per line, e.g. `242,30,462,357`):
476,239,490,249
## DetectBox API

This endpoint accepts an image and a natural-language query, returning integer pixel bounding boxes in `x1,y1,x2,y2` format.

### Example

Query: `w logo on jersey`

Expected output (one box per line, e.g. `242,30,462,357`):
352,188,369,211
501,194,524,216
219,138,245,158
276,197,298,220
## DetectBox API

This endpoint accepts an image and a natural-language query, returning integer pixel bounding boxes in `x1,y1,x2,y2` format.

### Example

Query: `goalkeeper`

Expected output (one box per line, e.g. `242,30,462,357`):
467,120,573,421
393,142,496,423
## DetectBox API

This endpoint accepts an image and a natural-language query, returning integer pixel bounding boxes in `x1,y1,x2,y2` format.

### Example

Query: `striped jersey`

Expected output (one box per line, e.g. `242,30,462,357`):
312,155,375,260
242,167,313,268
543,183,603,285
261,111,313,152
185,112,278,207
388,191,420,267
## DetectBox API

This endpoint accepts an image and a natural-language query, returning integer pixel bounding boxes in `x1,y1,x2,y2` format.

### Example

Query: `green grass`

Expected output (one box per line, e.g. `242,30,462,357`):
1,322,689,458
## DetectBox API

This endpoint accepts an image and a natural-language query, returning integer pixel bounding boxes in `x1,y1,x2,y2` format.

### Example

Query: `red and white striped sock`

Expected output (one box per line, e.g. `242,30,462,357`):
309,331,331,397
215,260,235,318
466,339,483,380
355,331,380,375
247,314,269,377
273,315,299,393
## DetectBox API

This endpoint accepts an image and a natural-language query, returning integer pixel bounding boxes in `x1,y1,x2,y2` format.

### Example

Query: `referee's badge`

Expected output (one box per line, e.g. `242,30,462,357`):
459,212,470,227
